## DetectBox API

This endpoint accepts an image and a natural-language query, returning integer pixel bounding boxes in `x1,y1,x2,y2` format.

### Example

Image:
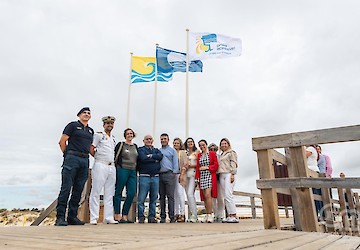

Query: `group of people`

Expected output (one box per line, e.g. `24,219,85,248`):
305,144,333,220
54,107,239,226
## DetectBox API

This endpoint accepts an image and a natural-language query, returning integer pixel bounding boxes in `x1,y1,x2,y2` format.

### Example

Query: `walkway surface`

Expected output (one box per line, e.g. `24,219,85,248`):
1,219,360,249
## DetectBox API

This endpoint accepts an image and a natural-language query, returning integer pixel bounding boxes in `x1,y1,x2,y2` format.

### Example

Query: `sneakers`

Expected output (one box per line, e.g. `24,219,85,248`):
104,219,119,224
67,217,85,225
55,218,68,226
207,214,214,223
187,215,198,223
177,214,186,223
224,216,239,223
89,220,97,225
201,214,208,223
138,218,145,224
170,217,177,223
160,218,166,223
214,217,224,223
148,217,158,223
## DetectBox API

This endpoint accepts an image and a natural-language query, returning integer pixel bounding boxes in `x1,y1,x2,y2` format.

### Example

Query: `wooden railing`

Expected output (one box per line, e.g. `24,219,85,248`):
32,186,294,226
252,124,360,233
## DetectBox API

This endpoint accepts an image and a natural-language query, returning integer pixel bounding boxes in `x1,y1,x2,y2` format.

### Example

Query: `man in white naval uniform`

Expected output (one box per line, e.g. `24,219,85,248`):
89,116,118,224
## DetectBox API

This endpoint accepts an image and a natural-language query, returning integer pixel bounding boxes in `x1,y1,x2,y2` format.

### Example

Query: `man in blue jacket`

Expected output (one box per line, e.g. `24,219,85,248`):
137,135,163,223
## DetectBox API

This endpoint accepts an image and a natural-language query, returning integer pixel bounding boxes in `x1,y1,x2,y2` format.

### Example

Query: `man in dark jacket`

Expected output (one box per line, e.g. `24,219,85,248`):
56,107,94,226
137,135,163,223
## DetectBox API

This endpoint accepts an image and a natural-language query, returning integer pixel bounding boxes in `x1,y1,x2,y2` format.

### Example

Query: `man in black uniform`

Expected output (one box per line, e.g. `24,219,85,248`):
55,107,94,226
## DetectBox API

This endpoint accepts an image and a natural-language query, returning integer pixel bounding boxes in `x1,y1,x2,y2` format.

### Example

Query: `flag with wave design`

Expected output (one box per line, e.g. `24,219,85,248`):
156,47,203,77
131,56,172,83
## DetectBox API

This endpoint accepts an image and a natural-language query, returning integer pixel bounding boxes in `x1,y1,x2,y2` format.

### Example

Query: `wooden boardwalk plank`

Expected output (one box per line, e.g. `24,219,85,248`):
322,236,360,250
1,219,360,249
252,232,336,249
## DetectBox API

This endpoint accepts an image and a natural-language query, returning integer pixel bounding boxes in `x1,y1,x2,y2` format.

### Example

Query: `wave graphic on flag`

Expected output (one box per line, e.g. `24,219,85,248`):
131,56,172,83
156,47,203,75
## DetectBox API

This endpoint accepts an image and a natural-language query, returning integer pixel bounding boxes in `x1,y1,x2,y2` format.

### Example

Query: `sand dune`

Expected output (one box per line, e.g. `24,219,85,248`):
0,210,56,227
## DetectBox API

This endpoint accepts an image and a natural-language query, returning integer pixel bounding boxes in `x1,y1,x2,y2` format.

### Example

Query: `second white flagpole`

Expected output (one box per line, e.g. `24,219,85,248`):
153,44,159,139
185,29,190,139
126,52,133,128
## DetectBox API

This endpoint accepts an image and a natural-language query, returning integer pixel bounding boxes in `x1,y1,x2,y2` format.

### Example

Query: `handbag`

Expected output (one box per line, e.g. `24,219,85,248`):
114,142,124,165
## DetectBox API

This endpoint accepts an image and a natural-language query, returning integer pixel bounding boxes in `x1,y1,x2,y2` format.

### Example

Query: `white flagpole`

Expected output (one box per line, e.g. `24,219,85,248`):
153,44,159,139
126,52,133,128
185,29,190,139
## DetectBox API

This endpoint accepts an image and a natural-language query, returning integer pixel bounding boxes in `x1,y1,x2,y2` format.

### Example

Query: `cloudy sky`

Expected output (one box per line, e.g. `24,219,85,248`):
1,0,360,209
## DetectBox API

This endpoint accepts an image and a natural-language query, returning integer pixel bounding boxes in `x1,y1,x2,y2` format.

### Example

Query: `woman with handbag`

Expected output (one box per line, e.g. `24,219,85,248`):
184,137,199,223
173,137,188,222
113,128,138,223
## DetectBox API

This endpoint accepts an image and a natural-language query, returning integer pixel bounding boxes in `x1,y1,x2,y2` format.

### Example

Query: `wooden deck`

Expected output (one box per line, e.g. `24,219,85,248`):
1,219,360,249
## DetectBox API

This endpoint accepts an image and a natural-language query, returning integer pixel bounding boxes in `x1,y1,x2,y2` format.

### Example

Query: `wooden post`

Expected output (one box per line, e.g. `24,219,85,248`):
78,169,91,223
338,187,351,235
31,199,57,226
345,188,358,236
287,147,319,232
354,193,360,212
285,148,301,231
256,149,280,229
250,196,256,219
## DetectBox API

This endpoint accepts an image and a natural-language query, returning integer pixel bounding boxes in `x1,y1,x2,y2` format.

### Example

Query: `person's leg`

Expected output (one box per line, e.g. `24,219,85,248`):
222,173,237,222
149,176,160,220
203,188,213,214
113,167,129,220
159,174,166,220
89,162,107,222
174,174,181,217
178,179,186,217
122,170,137,220
103,165,116,221
313,188,322,219
137,176,150,221
68,157,88,220
164,172,176,221
204,188,213,223
56,155,77,222
185,176,197,219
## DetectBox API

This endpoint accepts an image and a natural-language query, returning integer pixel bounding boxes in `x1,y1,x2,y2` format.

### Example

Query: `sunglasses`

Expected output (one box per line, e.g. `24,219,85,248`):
83,111,91,115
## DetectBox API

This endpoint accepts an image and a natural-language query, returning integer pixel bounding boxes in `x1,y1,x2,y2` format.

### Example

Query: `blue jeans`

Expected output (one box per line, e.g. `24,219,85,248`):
56,154,89,219
313,188,324,219
113,167,137,215
137,176,159,220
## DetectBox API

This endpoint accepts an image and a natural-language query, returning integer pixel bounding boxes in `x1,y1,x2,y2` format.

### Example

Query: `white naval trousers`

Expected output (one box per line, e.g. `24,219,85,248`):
89,161,116,222
174,174,186,215
219,172,236,215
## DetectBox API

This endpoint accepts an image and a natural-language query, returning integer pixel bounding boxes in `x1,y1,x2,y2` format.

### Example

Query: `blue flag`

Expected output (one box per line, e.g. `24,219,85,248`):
156,47,203,77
